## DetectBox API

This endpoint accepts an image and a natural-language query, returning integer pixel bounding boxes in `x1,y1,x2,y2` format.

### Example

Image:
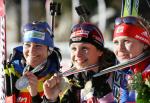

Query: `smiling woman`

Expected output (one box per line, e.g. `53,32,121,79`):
40,22,116,103
23,42,49,68
5,21,62,103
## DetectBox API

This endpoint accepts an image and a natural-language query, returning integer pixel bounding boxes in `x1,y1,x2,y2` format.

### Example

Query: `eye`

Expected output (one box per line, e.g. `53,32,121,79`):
70,47,76,52
36,44,42,47
82,47,88,54
23,42,31,47
113,40,119,45
35,44,44,49
124,40,131,44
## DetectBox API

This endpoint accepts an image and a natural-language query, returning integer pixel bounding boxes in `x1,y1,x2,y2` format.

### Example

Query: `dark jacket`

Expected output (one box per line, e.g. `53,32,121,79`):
34,48,116,103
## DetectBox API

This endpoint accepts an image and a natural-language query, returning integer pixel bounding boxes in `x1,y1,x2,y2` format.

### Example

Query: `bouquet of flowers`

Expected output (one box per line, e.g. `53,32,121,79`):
130,71,150,103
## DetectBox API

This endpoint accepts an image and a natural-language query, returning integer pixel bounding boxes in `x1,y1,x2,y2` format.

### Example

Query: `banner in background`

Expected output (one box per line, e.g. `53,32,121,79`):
0,0,6,102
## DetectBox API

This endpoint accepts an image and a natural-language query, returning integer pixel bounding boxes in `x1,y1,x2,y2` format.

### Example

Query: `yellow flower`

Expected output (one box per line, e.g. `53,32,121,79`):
145,78,150,88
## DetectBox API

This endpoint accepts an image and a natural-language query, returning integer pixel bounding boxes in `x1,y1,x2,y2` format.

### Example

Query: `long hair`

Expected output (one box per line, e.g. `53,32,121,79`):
47,47,62,71
98,47,116,71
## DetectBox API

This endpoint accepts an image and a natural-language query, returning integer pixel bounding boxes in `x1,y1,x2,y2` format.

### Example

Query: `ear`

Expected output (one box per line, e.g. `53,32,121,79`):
98,50,103,57
48,50,52,56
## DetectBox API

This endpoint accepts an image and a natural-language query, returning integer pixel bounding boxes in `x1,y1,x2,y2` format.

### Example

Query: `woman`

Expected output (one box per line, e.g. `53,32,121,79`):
5,21,61,103
42,22,116,103
112,16,150,103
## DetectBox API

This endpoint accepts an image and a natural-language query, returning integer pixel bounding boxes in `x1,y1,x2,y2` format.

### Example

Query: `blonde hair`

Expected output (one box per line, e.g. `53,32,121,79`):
138,16,150,34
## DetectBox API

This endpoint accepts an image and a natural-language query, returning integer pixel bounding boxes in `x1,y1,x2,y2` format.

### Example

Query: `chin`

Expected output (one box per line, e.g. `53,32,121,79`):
118,58,129,63
28,62,38,68
74,64,85,70
74,61,89,69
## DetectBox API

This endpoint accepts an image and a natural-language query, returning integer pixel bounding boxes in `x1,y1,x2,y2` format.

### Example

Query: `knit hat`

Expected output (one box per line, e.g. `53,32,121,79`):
70,22,104,49
22,21,54,48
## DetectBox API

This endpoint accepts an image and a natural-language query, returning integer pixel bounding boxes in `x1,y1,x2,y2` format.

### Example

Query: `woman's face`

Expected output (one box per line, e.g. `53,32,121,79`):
70,43,103,70
113,36,145,63
23,42,48,68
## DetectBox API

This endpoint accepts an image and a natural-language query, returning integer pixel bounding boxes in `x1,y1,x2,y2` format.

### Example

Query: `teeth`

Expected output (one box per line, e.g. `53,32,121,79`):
76,60,83,64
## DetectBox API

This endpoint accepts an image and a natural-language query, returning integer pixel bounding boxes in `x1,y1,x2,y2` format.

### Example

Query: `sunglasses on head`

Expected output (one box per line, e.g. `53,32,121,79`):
115,16,143,25
115,16,149,33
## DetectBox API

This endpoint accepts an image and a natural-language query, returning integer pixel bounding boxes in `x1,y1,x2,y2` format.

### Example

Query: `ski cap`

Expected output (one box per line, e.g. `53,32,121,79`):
22,21,54,48
70,22,104,49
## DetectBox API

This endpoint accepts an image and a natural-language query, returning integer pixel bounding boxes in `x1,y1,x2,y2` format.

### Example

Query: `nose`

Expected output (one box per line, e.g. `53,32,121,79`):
29,45,36,53
75,49,88,57
75,49,83,57
117,42,126,52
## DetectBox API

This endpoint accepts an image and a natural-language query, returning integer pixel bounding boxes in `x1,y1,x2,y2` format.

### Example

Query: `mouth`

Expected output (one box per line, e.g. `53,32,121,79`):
73,58,88,68
30,55,38,57
28,55,39,59
75,58,88,64
27,56,40,67
27,55,39,62
117,53,129,58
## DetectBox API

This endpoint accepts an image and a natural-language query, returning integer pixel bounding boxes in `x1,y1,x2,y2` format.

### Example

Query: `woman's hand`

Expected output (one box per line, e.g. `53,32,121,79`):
43,73,61,101
25,72,38,96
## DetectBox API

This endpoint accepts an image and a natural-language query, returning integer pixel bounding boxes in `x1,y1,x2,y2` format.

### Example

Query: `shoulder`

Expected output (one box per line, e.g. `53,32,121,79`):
145,64,150,70
8,45,24,74
143,64,150,73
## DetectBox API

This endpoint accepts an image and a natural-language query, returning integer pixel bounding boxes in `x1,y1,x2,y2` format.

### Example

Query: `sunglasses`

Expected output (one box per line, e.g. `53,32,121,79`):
115,16,148,33
115,16,144,25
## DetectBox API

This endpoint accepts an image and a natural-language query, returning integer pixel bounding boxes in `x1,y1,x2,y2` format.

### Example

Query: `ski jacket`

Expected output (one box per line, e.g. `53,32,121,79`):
112,56,150,103
5,46,61,103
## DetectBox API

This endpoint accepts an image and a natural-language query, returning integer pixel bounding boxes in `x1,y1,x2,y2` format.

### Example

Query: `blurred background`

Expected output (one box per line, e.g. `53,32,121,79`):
5,0,150,68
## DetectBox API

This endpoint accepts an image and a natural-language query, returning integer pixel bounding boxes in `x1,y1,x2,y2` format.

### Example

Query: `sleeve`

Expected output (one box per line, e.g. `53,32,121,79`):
42,96,60,103
32,94,43,103
4,64,20,96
